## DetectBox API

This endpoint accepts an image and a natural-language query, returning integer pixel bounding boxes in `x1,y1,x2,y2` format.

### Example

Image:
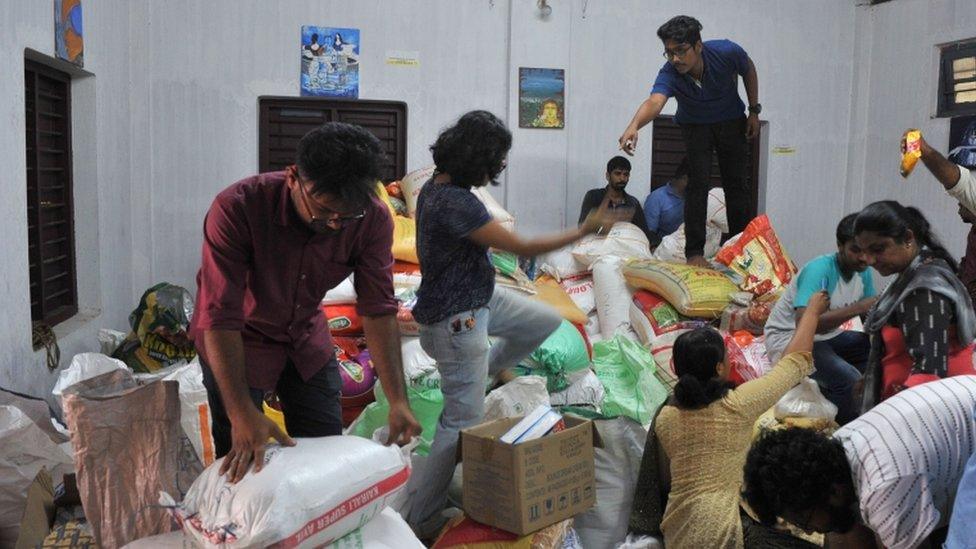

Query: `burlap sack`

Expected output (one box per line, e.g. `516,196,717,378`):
62,370,201,548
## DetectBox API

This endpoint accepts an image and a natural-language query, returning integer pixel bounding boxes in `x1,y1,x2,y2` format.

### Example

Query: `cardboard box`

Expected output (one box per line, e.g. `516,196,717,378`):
461,415,596,536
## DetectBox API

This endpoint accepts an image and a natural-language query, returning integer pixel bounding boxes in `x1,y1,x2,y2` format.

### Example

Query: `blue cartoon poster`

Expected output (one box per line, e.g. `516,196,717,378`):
301,26,360,98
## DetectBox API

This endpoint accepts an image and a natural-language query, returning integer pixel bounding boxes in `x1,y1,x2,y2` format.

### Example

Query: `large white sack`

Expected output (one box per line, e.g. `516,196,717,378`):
0,405,74,547
562,276,596,316
592,257,635,340
653,188,728,263
136,360,215,467
573,222,652,268
323,275,357,305
538,245,590,281
164,437,411,548
774,378,838,422
483,376,550,422
401,338,437,383
471,186,516,232
401,166,435,216
327,506,424,549
52,353,129,399
574,418,648,549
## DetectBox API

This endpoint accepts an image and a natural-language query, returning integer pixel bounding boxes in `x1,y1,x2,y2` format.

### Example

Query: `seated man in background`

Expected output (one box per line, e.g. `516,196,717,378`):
763,214,876,425
743,376,976,549
643,157,689,247
578,156,653,242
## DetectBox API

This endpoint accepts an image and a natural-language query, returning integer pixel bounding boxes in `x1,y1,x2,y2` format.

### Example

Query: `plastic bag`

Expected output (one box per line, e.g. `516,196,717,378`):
715,215,797,298
574,418,648,549
525,320,592,391
623,259,737,319
724,332,773,385
483,376,550,422
592,257,635,340
573,223,652,268
348,382,444,456
720,299,774,335
402,337,438,384
53,352,130,402
0,405,74,547
774,378,838,422
592,337,668,425
164,437,411,548
549,370,606,409
616,534,665,549
112,283,196,373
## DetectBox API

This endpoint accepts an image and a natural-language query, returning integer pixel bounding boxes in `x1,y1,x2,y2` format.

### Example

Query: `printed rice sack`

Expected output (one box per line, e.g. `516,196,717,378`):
376,181,420,263
432,515,573,549
561,276,596,316
163,437,411,548
323,304,363,336
623,260,737,319
628,290,701,346
401,166,436,215
647,329,691,376
715,214,797,298
532,276,588,325
472,186,516,232
572,223,652,268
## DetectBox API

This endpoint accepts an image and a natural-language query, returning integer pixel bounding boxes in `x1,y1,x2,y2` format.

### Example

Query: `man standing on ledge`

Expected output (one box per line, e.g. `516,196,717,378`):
190,122,420,483
618,15,761,268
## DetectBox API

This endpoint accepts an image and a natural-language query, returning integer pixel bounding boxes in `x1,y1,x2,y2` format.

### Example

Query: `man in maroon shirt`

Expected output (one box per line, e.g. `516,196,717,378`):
190,122,419,482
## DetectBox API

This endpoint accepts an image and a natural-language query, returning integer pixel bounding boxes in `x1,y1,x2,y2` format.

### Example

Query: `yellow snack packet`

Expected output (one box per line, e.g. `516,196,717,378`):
901,129,922,177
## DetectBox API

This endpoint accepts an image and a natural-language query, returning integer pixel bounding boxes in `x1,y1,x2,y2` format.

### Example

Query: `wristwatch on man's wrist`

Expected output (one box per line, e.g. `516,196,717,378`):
748,103,762,115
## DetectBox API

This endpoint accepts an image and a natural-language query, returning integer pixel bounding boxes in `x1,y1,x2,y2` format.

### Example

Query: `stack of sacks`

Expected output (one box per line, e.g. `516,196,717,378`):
652,188,728,263
320,279,379,427
400,165,516,231
432,515,578,549
571,222,654,341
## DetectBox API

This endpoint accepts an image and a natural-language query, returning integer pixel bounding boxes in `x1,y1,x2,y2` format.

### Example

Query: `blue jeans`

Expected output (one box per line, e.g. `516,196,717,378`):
406,287,562,530
811,331,870,425
946,451,976,548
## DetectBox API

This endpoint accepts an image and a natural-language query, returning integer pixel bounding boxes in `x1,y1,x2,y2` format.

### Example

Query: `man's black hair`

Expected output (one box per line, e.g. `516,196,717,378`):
742,428,853,526
607,156,632,173
430,110,512,188
295,122,383,209
674,156,690,180
836,213,858,246
657,15,703,45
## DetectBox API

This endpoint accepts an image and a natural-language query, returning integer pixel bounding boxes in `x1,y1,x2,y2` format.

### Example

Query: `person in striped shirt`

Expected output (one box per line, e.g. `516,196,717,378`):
742,376,976,549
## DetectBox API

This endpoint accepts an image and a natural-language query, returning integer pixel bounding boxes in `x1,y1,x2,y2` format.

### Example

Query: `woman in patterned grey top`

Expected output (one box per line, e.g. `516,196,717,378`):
406,111,624,539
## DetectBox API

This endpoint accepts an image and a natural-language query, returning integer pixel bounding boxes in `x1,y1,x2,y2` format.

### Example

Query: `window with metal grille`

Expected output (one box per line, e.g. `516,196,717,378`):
25,60,77,326
939,40,976,117
258,96,407,181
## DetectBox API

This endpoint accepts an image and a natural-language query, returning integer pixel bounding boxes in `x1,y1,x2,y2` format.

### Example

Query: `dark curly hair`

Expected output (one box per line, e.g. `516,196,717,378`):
430,110,512,188
295,122,383,209
743,428,852,525
657,15,703,46
672,327,734,409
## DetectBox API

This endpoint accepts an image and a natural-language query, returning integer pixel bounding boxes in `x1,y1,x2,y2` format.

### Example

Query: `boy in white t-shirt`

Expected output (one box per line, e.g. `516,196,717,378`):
764,214,877,424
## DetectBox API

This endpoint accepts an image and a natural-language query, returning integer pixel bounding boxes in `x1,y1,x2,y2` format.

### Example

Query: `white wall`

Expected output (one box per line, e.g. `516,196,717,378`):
0,1,134,400
4,0,976,399
847,0,976,260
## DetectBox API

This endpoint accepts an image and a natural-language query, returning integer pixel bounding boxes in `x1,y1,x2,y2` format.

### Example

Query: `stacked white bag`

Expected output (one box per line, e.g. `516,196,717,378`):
164,437,412,548
653,188,728,263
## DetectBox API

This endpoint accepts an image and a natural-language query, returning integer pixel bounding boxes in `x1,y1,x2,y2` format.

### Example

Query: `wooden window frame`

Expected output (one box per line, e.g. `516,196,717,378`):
938,40,976,118
25,59,78,327
258,96,408,182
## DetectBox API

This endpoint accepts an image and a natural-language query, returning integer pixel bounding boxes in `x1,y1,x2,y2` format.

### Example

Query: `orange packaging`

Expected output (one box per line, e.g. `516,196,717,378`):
901,129,922,178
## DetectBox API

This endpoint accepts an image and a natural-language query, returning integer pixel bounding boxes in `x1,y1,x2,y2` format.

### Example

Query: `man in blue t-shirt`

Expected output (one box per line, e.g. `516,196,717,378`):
618,15,760,268
764,214,878,424
643,156,689,243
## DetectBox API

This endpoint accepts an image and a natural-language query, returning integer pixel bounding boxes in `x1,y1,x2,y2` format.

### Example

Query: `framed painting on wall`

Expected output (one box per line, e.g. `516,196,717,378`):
518,67,565,129
55,0,83,66
301,26,360,98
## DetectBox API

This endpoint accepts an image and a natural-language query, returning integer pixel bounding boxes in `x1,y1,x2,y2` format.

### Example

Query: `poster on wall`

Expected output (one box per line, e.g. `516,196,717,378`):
301,26,360,98
518,67,565,129
949,115,976,169
54,0,84,67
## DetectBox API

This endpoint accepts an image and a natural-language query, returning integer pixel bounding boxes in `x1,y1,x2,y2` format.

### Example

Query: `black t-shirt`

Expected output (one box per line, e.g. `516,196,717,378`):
413,180,494,324
577,188,653,243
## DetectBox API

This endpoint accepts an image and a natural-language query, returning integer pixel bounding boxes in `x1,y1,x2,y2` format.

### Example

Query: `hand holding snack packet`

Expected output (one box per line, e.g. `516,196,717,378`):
901,129,922,177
